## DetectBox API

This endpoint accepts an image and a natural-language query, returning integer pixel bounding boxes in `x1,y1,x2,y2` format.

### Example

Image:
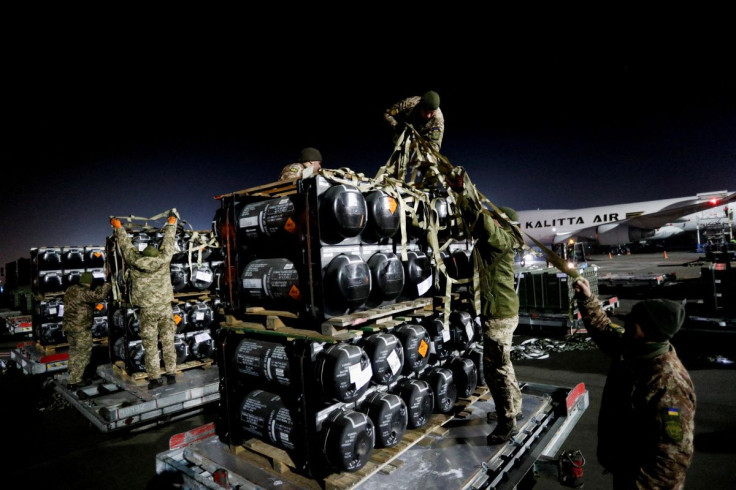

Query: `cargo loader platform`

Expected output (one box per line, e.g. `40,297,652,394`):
52,360,220,433
155,381,589,489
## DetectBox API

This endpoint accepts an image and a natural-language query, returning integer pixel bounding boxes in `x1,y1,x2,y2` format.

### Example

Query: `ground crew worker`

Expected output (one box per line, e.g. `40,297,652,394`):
111,212,179,389
448,169,523,443
573,277,696,489
384,90,444,152
278,147,323,181
63,271,111,390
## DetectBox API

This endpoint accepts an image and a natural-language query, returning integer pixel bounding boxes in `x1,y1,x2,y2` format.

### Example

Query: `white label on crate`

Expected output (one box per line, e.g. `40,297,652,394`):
283,262,294,270
429,341,436,354
387,350,401,374
557,273,567,278
195,311,205,321
276,368,285,377
243,278,262,289
195,270,213,281
466,323,474,341
240,216,259,228
93,270,105,279
417,275,433,296
194,332,211,343
442,328,451,342
349,362,372,390
58,305,65,316
49,307,57,316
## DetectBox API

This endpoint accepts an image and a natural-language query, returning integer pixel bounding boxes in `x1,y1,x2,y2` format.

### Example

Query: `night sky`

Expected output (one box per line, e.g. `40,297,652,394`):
2,21,734,276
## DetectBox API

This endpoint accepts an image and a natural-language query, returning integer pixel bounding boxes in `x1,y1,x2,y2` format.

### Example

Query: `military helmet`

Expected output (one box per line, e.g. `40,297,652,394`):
299,147,322,163
421,90,440,110
499,206,519,224
79,271,94,286
142,245,159,257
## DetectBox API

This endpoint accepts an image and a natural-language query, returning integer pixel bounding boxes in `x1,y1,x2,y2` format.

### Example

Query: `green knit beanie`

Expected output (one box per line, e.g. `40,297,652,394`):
79,272,94,286
142,245,159,258
299,147,322,163
630,299,686,341
421,91,440,110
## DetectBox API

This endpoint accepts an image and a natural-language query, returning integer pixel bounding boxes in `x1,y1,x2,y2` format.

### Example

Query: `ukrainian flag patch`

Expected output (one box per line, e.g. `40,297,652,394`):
663,407,683,442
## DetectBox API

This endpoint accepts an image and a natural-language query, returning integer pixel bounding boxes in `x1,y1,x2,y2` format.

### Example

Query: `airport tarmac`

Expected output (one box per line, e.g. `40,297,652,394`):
0,250,734,489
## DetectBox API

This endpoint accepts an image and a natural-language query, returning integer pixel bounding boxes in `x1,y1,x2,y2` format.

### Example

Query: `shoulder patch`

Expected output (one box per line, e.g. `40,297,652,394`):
663,407,684,442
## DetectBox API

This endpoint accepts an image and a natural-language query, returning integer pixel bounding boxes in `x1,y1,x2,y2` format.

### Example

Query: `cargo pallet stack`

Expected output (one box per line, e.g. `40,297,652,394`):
210,165,490,486
10,245,108,375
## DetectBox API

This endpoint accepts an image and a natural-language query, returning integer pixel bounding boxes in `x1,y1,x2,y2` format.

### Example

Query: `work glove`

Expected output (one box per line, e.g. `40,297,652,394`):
446,167,466,191
110,218,122,229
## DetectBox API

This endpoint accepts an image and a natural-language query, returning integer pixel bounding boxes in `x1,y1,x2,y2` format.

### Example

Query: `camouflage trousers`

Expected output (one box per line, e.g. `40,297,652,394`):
65,326,93,384
483,315,522,421
139,303,177,380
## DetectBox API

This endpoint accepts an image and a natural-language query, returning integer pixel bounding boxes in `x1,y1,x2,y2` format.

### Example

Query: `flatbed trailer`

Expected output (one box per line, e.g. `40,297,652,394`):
155,381,589,489
51,359,220,432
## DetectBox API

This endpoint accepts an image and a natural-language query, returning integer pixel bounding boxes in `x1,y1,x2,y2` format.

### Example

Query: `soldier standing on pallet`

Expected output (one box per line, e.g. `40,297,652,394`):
63,271,112,390
447,168,523,444
110,211,179,389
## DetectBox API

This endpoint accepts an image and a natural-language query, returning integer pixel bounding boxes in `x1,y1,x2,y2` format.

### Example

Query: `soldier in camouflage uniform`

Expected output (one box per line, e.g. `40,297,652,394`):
384,90,444,151
573,277,696,489
278,147,323,181
449,171,523,443
63,271,112,389
111,212,179,389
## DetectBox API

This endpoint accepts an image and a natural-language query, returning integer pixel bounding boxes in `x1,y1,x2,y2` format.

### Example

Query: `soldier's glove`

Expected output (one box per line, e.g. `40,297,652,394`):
447,167,466,191
110,218,122,229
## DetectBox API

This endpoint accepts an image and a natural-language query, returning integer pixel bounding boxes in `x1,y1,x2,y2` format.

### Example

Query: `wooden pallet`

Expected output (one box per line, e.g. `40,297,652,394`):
221,313,350,343
217,178,300,199
112,358,214,384
320,298,433,337
36,336,108,353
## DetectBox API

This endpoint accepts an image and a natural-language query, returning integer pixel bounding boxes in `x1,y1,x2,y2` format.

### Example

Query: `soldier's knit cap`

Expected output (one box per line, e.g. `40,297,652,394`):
299,147,322,163
79,272,94,286
142,245,159,258
630,299,685,341
421,91,440,110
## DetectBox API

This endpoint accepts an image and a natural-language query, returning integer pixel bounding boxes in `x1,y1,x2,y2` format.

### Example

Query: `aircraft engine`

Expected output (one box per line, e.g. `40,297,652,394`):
596,223,655,245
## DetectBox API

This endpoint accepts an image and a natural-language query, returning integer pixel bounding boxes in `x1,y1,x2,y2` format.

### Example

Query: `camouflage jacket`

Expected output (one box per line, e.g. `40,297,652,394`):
578,295,696,489
115,223,176,307
384,96,445,151
279,162,320,181
62,282,111,333
457,196,519,319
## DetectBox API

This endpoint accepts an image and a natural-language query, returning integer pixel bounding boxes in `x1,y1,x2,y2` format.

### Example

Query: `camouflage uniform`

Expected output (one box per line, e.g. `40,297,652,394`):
577,295,696,489
458,196,522,421
62,281,112,384
279,162,314,181
384,95,445,151
115,222,178,380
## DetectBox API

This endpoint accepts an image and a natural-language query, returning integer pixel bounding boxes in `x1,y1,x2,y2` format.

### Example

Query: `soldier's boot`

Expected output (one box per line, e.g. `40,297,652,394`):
487,417,518,444
487,412,524,424
148,378,165,389
165,374,177,385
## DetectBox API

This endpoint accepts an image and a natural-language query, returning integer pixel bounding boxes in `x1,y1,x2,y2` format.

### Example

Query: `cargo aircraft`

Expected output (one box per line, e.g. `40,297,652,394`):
517,190,736,250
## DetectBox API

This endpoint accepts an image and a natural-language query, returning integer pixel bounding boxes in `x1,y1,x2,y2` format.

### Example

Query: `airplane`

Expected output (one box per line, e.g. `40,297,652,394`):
516,190,736,250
